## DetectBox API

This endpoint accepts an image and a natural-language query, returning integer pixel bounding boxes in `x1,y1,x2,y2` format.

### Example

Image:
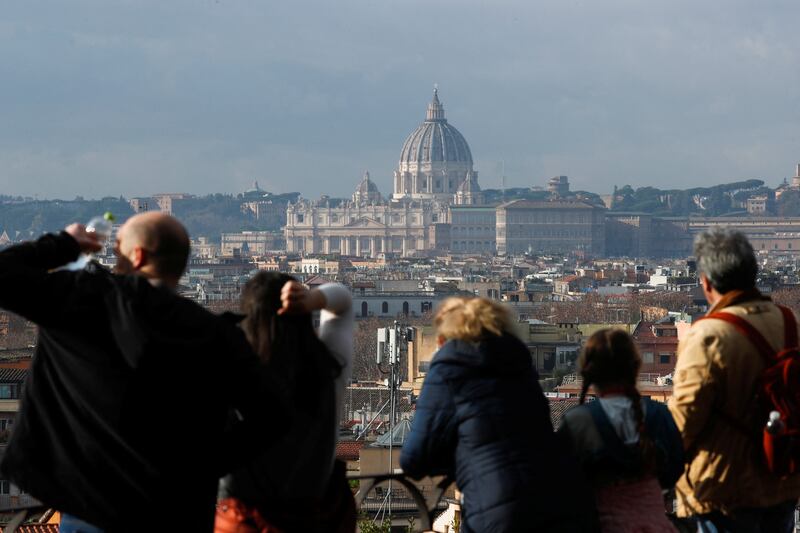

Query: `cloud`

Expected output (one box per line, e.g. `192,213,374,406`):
1,0,799,199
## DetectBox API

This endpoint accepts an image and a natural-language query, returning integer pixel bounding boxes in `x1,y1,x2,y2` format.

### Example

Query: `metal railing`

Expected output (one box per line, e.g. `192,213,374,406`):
0,502,49,533
349,472,454,531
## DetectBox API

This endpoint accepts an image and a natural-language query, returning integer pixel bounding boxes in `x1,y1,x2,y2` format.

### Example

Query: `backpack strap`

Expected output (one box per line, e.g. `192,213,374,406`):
778,305,798,349
701,311,776,365
587,400,630,457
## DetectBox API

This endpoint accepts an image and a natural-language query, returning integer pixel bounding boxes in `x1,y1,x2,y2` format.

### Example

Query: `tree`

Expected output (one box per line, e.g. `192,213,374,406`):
777,190,800,217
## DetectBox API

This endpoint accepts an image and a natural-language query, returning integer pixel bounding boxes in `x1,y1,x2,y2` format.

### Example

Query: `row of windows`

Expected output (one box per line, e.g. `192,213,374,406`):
453,241,495,249
642,352,674,364
759,242,795,250
452,226,494,235
507,213,591,224
359,301,434,317
398,175,458,192
505,228,592,238
294,214,432,225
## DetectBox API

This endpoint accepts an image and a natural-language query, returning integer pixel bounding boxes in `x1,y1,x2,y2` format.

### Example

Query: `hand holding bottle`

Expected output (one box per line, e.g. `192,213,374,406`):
62,212,115,270
65,224,103,254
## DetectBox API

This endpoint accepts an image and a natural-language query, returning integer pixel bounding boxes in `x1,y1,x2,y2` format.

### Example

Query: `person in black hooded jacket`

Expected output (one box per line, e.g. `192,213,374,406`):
400,297,583,533
0,213,284,533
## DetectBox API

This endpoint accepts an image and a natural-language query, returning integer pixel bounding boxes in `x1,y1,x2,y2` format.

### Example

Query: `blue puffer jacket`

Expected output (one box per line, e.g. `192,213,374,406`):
401,334,579,533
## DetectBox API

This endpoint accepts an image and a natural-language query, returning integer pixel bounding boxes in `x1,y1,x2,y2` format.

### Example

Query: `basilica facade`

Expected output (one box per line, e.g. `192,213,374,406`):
285,89,484,257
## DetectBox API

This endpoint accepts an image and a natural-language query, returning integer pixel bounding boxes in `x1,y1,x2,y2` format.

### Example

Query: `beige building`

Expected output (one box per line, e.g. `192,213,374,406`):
496,200,606,256
450,205,497,254
220,231,285,256
284,90,483,257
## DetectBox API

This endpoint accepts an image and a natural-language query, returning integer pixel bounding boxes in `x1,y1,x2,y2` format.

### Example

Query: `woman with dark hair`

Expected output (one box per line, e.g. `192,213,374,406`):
215,272,355,533
559,329,684,532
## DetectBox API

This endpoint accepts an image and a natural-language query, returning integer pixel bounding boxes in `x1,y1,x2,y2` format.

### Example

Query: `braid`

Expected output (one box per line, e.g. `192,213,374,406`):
579,377,592,405
626,384,657,475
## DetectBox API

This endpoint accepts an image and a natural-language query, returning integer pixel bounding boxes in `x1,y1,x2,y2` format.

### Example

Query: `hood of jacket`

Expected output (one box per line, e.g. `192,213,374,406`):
433,332,532,375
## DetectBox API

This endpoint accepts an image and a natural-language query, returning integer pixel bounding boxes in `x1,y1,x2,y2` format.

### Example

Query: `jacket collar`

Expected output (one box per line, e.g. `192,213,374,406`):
707,288,769,315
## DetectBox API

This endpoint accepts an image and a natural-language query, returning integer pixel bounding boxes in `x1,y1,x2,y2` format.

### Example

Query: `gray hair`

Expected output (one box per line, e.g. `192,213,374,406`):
693,228,757,294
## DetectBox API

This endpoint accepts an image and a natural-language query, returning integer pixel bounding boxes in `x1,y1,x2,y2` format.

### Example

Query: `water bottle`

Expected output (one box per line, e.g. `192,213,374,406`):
766,410,785,435
64,212,115,270
86,212,115,244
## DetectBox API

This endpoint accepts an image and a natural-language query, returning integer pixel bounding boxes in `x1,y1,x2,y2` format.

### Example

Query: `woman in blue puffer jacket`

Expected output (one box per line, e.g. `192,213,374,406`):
401,297,586,533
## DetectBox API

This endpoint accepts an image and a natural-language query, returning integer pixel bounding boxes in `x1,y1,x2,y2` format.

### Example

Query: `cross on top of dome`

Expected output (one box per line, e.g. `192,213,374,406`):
426,87,446,122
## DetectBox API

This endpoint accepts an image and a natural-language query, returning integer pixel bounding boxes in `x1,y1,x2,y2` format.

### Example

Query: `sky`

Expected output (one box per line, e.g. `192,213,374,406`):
1,0,799,200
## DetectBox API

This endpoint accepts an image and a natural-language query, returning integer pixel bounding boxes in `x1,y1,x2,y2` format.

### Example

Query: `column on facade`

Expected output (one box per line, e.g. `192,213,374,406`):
401,236,407,257
355,236,361,257
382,237,390,254
370,237,377,258
343,236,350,256
324,237,330,255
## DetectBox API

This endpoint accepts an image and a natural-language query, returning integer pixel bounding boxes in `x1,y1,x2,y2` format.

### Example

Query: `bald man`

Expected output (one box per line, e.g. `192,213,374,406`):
0,214,282,532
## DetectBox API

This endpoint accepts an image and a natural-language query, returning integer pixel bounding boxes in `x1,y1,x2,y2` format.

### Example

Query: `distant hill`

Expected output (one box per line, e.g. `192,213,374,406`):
482,188,606,206
0,192,300,242
0,197,134,241
609,179,766,216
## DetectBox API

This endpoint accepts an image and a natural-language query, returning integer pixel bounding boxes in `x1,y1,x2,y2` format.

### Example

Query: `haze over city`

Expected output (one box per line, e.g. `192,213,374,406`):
1,0,799,199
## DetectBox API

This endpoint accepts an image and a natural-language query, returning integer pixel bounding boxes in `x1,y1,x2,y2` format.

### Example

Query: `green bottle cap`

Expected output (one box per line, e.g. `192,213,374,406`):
103,211,115,222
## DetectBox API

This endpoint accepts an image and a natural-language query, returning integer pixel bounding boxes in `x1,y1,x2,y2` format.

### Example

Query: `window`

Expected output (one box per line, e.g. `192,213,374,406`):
643,352,654,364
402,302,409,316
0,385,12,399
361,302,368,318
659,353,672,364
297,214,304,223
0,481,9,495
381,302,389,313
418,361,431,373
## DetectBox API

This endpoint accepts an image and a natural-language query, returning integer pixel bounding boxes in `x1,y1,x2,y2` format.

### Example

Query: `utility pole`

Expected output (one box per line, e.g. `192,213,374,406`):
376,321,414,524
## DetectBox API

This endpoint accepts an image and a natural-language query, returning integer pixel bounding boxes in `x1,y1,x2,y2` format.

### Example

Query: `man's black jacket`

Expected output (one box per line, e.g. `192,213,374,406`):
0,233,280,531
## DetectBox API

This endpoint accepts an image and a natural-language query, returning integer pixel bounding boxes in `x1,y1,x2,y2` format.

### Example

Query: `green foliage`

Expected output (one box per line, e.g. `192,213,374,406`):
777,190,800,217
610,179,765,216
357,516,391,533
0,192,300,242
0,198,134,239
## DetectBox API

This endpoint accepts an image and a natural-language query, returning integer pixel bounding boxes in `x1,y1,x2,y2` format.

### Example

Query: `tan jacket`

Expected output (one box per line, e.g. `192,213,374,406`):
669,296,800,516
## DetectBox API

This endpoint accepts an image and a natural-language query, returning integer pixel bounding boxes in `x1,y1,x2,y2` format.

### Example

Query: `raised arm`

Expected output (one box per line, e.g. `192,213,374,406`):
316,283,354,378
0,226,99,325
278,281,354,375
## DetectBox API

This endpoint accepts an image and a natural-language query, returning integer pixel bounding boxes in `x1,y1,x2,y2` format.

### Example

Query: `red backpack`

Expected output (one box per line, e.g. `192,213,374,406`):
700,305,800,476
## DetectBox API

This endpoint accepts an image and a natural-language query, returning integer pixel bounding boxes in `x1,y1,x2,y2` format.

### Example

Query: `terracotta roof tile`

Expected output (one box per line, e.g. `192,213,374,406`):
4,526,59,533
336,440,365,461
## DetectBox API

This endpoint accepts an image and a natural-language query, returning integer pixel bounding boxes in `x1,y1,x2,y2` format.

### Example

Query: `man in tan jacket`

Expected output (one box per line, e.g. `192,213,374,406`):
669,228,800,531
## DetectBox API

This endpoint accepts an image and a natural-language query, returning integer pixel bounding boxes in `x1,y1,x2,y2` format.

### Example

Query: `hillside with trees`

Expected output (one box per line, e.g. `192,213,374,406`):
609,179,766,216
0,191,300,243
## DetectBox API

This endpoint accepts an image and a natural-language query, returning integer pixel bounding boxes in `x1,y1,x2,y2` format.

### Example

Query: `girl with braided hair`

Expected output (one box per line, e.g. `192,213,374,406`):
559,328,684,533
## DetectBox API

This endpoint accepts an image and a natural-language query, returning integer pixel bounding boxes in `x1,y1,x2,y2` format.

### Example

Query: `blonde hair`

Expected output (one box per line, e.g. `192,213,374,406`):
434,297,513,342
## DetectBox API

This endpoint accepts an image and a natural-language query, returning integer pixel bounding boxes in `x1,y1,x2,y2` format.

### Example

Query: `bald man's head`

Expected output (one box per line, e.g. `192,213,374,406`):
114,213,190,285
